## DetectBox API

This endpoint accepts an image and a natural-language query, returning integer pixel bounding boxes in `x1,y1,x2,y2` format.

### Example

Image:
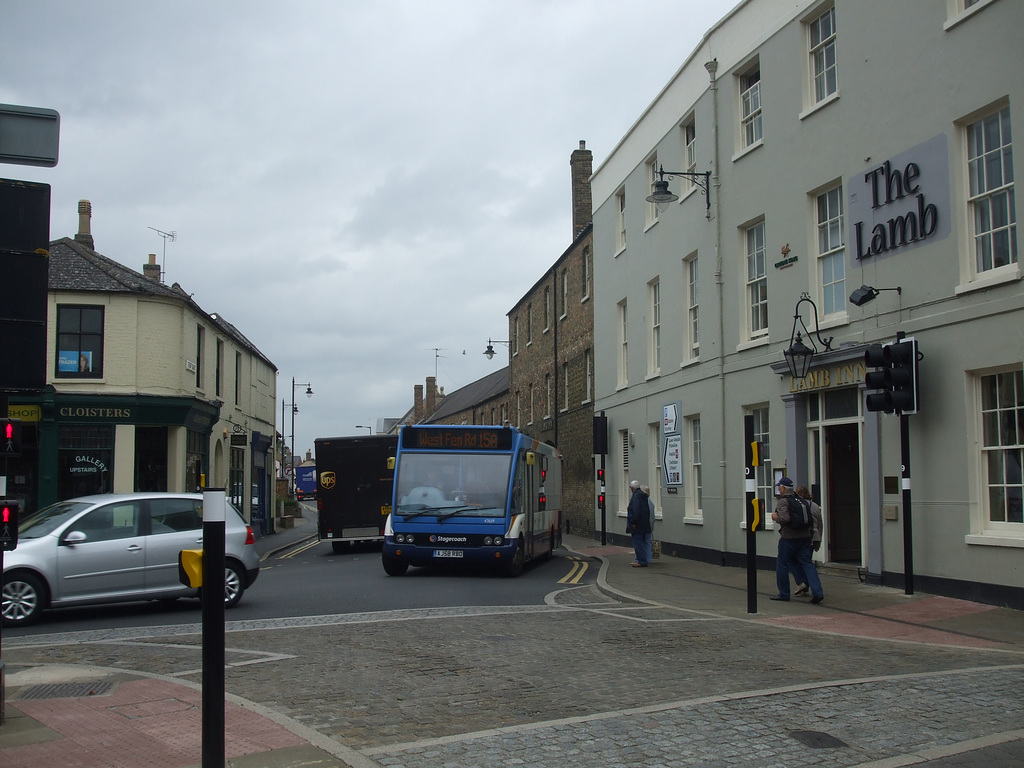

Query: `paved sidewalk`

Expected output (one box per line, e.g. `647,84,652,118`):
1,529,1021,768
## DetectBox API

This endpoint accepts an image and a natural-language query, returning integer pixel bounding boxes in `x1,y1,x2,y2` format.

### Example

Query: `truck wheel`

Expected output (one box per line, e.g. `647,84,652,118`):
382,555,408,576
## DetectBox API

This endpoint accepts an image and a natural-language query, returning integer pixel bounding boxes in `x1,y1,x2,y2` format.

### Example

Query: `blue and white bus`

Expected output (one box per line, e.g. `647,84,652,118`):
382,425,562,577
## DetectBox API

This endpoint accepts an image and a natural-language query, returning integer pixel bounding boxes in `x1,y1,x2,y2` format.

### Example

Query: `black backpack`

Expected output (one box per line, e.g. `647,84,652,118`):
787,495,813,530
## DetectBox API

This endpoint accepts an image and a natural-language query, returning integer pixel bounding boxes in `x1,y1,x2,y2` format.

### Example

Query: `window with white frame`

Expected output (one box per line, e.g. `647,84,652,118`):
582,246,592,301
685,254,699,360
683,120,697,191
528,383,534,425
513,316,520,356
817,185,846,315
618,299,628,388
967,106,1016,275
649,423,662,513
584,348,593,402
746,221,768,338
526,303,533,345
545,373,551,418
561,269,569,318
649,278,661,374
646,154,659,224
750,406,772,514
616,188,627,251
740,64,762,148
980,368,1023,526
562,362,569,411
689,415,702,518
544,287,550,331
516,390,521,427
808,6,837,104
620,429,631,511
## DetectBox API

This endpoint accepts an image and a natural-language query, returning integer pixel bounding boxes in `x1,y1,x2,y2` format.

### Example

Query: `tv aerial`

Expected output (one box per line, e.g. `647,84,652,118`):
148,226,177,282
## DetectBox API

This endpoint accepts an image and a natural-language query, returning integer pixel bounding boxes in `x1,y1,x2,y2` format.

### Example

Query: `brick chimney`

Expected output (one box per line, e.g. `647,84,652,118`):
413,384,424,422
75,199,95,249
143,253,161,282
425,376,437,416
570,140,593,239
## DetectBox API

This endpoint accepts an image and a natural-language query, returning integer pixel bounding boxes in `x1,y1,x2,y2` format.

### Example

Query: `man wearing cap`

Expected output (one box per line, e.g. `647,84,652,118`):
770,477,824,603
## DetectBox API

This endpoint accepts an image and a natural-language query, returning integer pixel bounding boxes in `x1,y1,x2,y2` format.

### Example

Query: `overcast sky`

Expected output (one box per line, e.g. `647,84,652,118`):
3,0,730,457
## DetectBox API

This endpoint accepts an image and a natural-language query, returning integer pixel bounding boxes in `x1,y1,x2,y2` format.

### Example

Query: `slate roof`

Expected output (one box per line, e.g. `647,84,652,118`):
422,366,509,424
47,237,275,369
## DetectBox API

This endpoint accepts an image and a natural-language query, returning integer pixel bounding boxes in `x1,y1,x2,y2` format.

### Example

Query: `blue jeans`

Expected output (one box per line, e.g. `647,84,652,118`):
645,533,653,563
631,532,649,565
776,537,823,598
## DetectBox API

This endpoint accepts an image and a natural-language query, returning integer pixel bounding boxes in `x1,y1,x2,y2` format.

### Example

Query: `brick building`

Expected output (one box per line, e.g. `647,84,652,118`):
505,141,595,536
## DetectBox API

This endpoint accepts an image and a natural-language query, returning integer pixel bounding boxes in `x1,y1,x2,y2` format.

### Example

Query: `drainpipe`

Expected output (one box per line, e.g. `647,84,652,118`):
705,58,729,560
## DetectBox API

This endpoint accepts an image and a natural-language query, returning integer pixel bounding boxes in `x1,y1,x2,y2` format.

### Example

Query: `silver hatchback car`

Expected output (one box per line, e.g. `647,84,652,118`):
2,492,261,627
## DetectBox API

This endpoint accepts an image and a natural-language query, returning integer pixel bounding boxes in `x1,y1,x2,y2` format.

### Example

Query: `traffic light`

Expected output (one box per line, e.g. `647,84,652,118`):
865,338,919,414
1,499,19,550
596,467,606,510
1,418,22,456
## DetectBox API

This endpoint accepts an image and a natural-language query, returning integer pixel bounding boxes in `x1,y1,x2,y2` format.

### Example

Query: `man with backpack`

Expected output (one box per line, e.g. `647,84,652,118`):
769,476,824,604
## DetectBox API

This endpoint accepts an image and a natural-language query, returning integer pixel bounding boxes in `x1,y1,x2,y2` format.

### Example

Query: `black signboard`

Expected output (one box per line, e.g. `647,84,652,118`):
402,426,514,452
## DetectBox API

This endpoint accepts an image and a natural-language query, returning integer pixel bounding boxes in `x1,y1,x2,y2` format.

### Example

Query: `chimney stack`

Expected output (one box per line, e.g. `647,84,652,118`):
570,140,593,239
425,376,437,416
75,199,95,249
143,253,161,282
413,384,424,422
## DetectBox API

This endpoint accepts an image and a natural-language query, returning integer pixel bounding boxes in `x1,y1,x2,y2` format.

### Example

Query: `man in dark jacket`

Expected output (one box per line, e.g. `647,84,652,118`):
770,477,823,603
626,480,652,567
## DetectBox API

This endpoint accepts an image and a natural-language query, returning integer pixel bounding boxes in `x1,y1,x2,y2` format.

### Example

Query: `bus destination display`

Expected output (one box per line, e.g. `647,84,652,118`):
403,427,513,451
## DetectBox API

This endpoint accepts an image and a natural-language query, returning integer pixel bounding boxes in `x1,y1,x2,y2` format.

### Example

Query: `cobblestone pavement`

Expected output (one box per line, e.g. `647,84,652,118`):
4,586,1023,767
3,534,1023,767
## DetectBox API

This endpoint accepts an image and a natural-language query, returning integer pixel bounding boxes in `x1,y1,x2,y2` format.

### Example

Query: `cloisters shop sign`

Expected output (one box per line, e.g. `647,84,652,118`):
848,133,951,261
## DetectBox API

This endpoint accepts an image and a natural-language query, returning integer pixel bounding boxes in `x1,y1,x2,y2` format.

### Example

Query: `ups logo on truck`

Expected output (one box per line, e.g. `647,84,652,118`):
320,471,336,490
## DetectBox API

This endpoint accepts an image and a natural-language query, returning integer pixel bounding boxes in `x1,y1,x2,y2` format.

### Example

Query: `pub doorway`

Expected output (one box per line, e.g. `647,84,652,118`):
808,388,863,565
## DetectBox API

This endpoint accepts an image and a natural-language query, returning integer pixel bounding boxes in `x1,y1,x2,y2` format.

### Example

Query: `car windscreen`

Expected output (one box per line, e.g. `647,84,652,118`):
18,501,94,538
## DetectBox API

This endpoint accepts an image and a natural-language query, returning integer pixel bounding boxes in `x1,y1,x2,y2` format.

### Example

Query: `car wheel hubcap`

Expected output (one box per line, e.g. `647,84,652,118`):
3,582,38,622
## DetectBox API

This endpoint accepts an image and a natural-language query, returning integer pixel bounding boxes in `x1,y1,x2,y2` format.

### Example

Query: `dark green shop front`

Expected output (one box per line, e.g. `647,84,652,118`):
8,388,221,513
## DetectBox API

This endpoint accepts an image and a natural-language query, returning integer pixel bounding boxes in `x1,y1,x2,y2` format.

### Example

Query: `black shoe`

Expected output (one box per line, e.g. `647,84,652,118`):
769,594,790,601
810,594,824,604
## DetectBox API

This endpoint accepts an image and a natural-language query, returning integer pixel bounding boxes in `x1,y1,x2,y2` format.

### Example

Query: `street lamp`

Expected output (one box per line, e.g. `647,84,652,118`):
849,284,902,307
645,164,713,218
783,293,833,379
289,377,313,496
355,425,372,434
483,338,510,360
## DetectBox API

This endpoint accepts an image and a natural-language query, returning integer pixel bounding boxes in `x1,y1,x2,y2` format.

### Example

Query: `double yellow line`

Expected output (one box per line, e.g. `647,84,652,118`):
279,537,320,559
558,556,589,584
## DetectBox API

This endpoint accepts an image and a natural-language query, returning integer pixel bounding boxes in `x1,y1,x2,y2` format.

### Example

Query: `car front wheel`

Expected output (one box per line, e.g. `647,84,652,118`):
2,571,47,627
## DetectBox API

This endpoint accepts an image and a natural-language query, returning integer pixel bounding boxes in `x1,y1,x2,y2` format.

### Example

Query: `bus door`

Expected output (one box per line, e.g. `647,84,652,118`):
515,451,535,561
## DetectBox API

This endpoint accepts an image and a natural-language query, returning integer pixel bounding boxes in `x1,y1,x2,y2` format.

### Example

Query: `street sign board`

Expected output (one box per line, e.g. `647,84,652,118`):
0,103,60,167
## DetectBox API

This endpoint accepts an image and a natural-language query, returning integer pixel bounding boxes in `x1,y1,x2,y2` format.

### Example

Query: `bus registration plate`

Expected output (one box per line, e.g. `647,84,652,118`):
434,549,463,559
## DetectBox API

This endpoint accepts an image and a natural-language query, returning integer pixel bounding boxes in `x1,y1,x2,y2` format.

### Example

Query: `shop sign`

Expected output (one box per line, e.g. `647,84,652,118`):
790,361,866,393
848,133,950,263
69,454,108,476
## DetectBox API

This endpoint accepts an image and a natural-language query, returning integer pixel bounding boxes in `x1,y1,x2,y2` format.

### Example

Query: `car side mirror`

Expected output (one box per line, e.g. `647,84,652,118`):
63,530,88,546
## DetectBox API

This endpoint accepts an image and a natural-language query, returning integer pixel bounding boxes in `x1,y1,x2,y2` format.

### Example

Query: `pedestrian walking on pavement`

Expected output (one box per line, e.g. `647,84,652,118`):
770,477,823,603
641,484,655,563
791,485,824,596
626,481,652,567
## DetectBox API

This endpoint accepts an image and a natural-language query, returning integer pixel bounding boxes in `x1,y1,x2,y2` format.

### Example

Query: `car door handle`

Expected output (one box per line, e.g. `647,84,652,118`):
127,544,143,553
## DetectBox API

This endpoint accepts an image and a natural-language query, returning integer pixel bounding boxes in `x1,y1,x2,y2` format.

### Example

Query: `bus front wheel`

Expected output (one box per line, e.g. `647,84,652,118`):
382,555,409,576
504,538,525,577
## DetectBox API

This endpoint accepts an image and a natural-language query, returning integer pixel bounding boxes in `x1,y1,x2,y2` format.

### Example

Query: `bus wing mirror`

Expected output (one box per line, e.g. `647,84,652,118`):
526,451,536,465
387,457,396,470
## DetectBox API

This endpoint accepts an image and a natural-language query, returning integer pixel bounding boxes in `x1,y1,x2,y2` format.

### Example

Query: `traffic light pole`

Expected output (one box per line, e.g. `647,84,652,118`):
901,412,914,595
